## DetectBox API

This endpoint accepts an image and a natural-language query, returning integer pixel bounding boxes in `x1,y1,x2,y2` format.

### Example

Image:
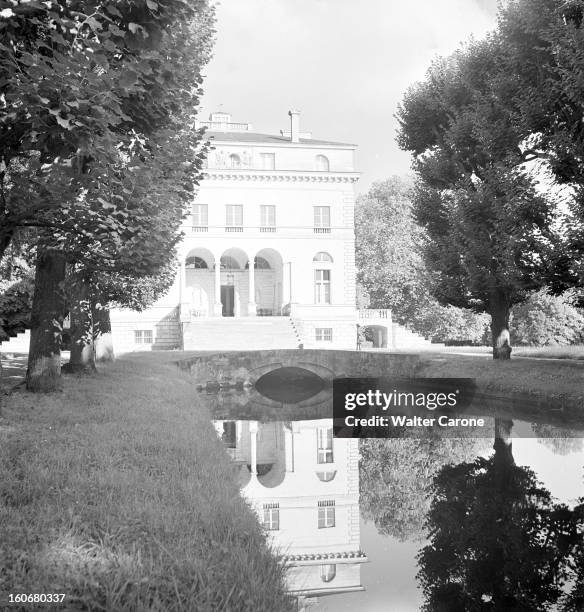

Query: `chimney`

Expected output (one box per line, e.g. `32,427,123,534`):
288,109,300,143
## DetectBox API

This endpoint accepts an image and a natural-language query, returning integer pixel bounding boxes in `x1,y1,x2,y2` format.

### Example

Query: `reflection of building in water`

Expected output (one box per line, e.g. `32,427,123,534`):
213,419,367,598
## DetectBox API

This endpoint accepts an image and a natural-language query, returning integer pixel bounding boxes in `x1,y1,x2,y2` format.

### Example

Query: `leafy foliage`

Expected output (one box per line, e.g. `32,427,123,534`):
0,0,215,266
360,436,487,542
355,177,428,322
511,289,584,346
355,177,491,344
397,34,562,356
418,424,582,611
0,0,215,384
410,303,490,345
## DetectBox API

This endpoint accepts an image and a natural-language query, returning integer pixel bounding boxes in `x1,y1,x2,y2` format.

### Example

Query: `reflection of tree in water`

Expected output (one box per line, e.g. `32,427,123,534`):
360,435,488,542
417,419,583,612
532,423,584,456
564,509,584,612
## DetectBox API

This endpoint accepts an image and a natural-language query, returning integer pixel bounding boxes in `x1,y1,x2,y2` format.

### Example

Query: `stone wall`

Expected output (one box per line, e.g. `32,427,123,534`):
178,349,420,386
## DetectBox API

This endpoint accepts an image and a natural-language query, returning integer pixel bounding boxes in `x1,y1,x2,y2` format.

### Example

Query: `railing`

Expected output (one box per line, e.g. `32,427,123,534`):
358,308,392,320
199,121,250,131
181,222,350,236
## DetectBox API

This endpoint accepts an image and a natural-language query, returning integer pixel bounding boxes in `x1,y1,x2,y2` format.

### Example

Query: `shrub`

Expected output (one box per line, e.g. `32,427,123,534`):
511,290,584,346
409,302,490,345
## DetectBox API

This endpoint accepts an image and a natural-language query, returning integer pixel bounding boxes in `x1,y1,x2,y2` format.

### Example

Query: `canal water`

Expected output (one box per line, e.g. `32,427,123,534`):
198,372,584,612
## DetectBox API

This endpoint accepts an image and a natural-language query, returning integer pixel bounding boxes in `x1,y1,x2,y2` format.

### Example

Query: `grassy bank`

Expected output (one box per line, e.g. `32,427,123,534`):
437,344,584,360
0,356,294,611
417,353,584,410
515,344,584,360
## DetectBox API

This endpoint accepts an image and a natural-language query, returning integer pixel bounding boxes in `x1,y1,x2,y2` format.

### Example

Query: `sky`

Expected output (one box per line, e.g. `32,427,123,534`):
199,0,499,193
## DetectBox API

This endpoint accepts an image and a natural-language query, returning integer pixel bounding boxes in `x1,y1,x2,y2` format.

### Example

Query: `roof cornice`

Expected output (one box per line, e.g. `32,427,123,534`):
283,550,368,565
203,170,360,183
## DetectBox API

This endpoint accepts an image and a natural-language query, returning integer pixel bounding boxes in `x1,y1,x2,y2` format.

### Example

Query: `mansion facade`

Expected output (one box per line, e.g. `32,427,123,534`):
213,417,367,601
110,111,393,352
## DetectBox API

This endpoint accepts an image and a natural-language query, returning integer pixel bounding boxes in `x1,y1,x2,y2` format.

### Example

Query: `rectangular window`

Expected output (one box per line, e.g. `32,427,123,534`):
315,328,333,342
314,269,331,304
318,500,335,529
260,205,276,230
260,153,275,170
317,427,333,464
134,330,153,344
225,205,243,231
192,203,208,231
314,206,331,233
262,503,280,530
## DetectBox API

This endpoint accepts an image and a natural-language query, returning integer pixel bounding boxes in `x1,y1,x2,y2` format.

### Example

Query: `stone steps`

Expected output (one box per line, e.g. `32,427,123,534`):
392,323,442,349
183,317,300,350
0,330,30,353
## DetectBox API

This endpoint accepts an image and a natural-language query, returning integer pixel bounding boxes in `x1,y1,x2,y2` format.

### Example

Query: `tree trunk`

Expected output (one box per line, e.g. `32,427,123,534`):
65,278,96,373
26,251,67,392
490,290,512,360
93,304,114,362
493,418,515,469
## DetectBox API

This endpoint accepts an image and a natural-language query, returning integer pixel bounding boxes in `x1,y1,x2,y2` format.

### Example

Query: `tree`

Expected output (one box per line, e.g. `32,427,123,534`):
65,261,178,371
356,177,491,344
0,0,215,390
412,303,490,345
474,0,584,300
360,435,488,542
355,177,429,323
417,419,582,611
397,38,560,359
511,289,584,346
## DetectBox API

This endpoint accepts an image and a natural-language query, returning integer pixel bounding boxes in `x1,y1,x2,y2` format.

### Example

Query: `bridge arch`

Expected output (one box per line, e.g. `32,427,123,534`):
249,361,334,383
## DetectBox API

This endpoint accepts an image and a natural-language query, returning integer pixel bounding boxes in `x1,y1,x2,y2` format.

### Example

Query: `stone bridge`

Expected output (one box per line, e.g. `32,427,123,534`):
177,349,420,387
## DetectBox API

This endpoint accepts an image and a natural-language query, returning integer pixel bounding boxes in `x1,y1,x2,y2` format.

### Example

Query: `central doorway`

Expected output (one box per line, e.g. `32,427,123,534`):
221,285,235,317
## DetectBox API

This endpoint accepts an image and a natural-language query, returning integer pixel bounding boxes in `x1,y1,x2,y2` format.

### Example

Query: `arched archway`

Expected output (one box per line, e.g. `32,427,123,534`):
251,248,283,316
184,248,215,316
219,248,249,316
255,366,326,403
362,324,389,348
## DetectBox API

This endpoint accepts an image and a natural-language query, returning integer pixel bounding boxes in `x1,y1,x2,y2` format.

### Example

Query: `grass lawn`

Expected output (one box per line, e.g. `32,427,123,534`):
436,344,584,360
417,352,584,410
514,344,584,360
0,355,294,612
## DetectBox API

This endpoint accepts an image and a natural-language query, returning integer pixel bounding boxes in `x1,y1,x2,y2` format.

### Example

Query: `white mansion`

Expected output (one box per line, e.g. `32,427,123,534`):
110,110,399,352
213,417,367,600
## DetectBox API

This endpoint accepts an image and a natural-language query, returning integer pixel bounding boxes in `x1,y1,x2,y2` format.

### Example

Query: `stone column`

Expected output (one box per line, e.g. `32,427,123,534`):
249,421,259,474
248,259,257,316
179,259,187,320
214,261,222,317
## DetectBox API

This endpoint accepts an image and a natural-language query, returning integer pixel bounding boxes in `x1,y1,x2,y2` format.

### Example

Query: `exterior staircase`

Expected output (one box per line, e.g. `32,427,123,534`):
0,330,30,353
183,317,300,351
392,323,443,350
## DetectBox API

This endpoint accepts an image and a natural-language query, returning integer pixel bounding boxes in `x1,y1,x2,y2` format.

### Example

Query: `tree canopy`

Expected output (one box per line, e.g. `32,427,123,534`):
397,28,562,359
0,0,216,389
355,176,491,344
417,420,583,611
360,435,488,542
